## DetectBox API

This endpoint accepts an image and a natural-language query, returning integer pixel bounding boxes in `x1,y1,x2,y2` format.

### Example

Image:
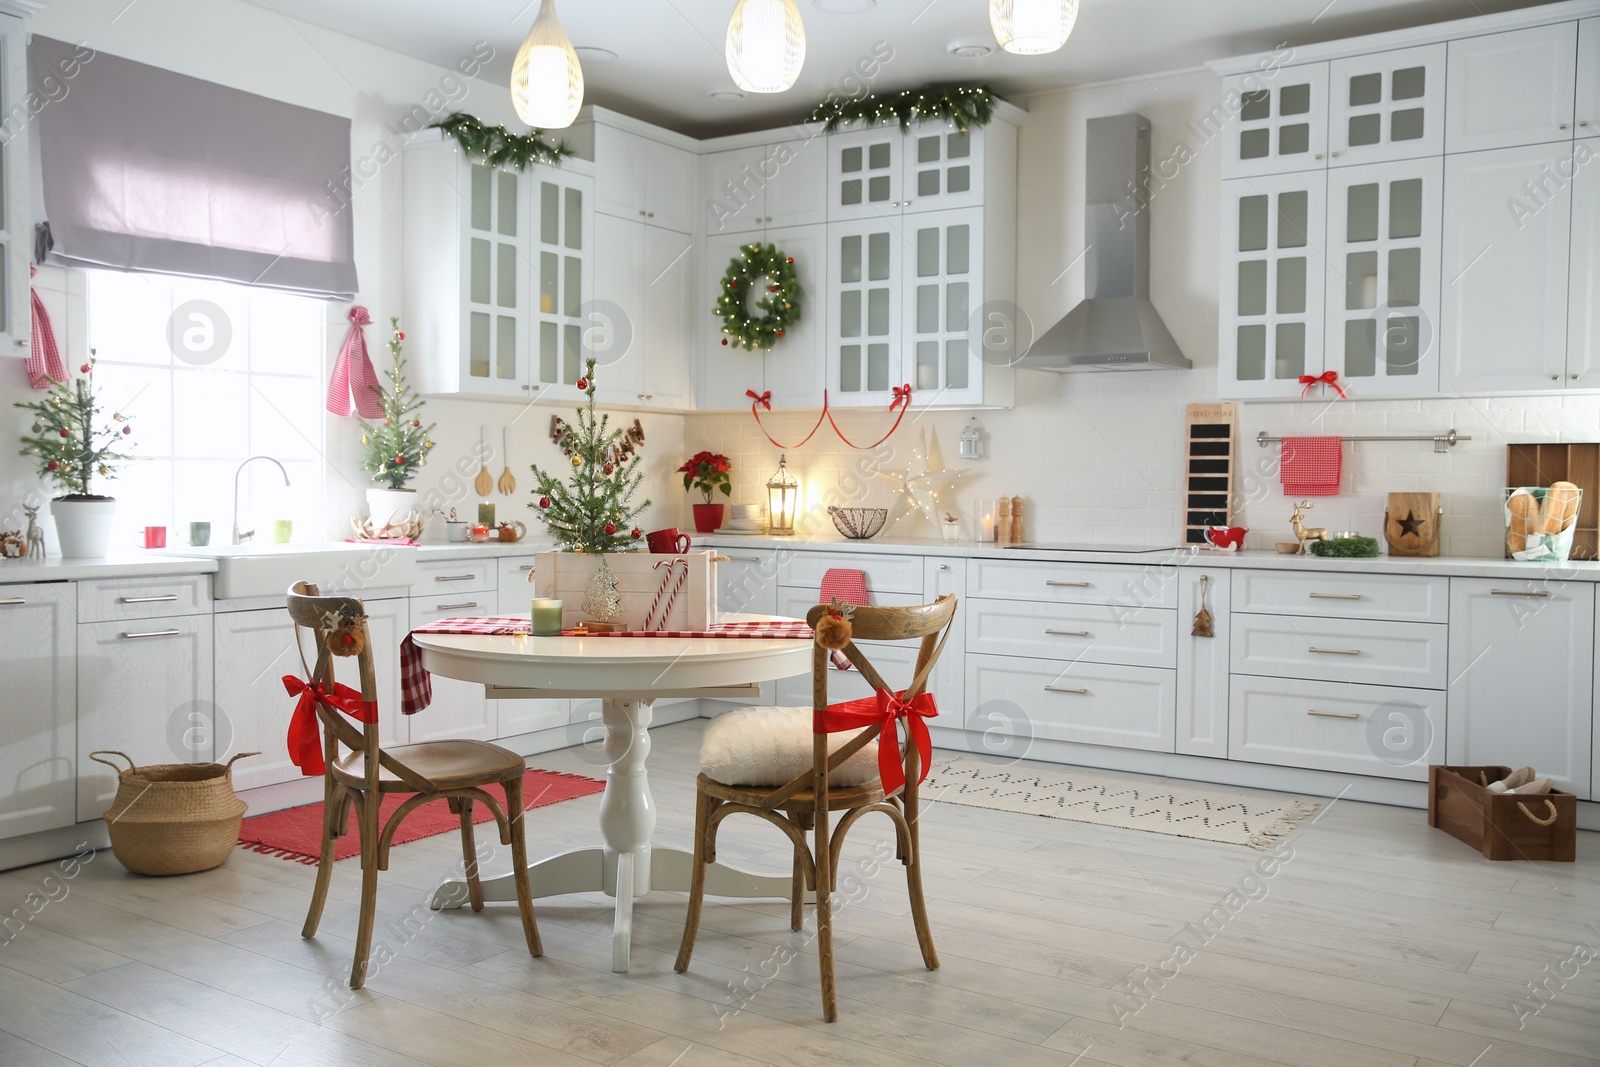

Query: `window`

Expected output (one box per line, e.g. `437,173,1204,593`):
84,271,327,543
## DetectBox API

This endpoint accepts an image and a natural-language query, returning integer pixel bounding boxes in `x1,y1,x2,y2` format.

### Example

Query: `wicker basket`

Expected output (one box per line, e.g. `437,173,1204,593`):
89,750,256,876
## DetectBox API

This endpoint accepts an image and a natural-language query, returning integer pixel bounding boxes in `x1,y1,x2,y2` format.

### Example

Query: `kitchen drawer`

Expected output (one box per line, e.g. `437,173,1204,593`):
78,575,211,622
1228,675,1444,781
1231,615,1448,690
967,653,1174,752
1232,570,1448,623
411,590,493,621
966,558,1178,609
415,558,496,596
496,556,538,615
966,598,1177,668
717,549,779,617
775,637,920,708
776,584,921,620
776,551,923,596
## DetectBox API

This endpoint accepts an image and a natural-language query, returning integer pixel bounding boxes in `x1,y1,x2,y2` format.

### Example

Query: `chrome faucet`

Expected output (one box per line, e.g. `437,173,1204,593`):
232,456,291,544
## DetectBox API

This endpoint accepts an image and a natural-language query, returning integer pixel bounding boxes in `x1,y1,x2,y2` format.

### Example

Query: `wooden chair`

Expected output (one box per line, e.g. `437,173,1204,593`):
674,595,957,1021
286,582,540,989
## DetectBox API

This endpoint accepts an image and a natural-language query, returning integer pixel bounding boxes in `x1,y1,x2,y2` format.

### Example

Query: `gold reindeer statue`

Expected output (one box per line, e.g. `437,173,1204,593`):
1290,500,1328,555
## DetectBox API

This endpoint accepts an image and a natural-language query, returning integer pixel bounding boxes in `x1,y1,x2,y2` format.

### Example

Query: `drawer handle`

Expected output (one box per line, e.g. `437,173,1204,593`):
0,597,26,606
726,556,762,562
1490,589,1550,598
1045,581,1092,588
434,602,479,611
1045,629,1091,638
121,629,182,640
1045,686,1090,695
1308,593,1362,601
939,564,951,571
1308,647,1361,656
434,574,478,583
118,594,180,604
517,565,535,572
1306,709,1360,720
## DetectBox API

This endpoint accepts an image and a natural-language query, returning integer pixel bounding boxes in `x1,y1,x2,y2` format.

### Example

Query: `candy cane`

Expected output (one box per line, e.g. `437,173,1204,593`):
646,559,688,632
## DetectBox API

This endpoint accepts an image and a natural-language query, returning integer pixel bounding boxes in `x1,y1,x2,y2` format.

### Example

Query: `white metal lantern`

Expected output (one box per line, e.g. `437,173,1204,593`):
766,455,800,534
725,0,807,94
959,418,984,460
512,0,585,129
989,0,1080,56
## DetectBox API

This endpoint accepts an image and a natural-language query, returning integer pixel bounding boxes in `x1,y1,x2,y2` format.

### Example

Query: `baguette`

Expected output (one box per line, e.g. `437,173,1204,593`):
1537,481,1581,536
1507,491,1540,554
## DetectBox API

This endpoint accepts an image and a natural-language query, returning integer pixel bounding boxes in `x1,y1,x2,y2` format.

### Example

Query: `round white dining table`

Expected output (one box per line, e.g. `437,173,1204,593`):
412,613,813,972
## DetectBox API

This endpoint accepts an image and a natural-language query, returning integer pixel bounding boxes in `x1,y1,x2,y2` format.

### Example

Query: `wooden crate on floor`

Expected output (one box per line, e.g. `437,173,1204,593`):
1428,765,1576,862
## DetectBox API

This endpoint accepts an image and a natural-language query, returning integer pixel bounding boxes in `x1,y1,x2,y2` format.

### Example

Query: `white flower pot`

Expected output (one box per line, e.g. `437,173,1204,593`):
366,487,418,527
51,497,117,558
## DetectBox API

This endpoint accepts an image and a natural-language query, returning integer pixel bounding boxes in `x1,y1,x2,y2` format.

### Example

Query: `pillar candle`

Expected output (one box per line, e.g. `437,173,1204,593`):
531,598,563,636
478,502,496,527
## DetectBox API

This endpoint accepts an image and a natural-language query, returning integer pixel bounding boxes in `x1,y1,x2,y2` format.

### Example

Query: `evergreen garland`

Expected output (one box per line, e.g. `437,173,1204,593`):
429,111,570,170
810,84,999,134
357,318,437,489
528,359,651,554
15,353,134,498
714,243,802,352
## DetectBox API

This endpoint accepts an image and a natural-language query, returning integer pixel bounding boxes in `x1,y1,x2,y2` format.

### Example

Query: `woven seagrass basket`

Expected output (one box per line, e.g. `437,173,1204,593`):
89,750,256,876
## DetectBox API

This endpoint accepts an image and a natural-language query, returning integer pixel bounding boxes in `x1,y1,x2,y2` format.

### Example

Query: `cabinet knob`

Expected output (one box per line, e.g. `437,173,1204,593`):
1560,123,1570,130
1553,375,1562,381
647,212,655,218
14,338,25,347
1571,375,1581,381
1582,120,1592,127
1331,151,1342,158
1314,153,1324,160
638,210,647,216
939,564,951,571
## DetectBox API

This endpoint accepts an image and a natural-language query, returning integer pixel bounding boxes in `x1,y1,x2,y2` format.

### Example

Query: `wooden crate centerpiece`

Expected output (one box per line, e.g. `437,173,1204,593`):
533,550,715,632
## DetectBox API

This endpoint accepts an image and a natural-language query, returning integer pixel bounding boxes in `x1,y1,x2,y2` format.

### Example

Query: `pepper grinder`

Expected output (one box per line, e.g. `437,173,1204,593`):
996,497,1011,545
1010,497,1024,543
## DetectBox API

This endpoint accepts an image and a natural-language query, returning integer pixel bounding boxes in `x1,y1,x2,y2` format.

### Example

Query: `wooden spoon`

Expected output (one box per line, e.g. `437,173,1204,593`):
498,428,516,496
474,426,493,497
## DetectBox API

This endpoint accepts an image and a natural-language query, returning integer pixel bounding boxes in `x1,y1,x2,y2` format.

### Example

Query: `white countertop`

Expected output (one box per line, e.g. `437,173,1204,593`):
0,552,220,583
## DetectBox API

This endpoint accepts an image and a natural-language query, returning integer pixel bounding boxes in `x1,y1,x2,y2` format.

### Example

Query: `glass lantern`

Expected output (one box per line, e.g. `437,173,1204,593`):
766,455,800,535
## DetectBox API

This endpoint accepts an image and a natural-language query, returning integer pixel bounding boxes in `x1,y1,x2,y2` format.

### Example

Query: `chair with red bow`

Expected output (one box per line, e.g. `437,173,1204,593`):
285,582,540,989
674,595,957,1021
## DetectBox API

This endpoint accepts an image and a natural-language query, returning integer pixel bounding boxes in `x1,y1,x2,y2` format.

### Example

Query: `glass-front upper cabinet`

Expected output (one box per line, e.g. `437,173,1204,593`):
461,163,530,399
1327,44,1446,166
908,208,984,404
531,169,595,393
1219,173,1328,397
828,217,903,406
828,126,903,222
904,128,984,213
1221,65,1328,178
1322,158,1443,395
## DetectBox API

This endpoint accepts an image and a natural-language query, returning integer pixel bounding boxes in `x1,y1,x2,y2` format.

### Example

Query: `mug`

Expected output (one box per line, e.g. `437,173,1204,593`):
188,521,211,547
646,528,691,554
272,519,292,544
445,521,469,543
141,526,167,549
497,520,526,543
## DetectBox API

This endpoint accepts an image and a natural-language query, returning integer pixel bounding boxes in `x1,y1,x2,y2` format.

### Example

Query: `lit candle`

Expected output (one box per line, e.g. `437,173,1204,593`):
531,598,563,636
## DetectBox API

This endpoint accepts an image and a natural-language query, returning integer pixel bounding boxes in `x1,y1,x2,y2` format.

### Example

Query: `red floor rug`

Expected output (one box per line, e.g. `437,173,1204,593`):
237,768,605,865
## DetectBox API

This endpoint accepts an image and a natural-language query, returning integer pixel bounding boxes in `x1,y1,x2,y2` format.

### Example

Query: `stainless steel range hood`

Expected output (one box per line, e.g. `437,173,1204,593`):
1018,113,1192,372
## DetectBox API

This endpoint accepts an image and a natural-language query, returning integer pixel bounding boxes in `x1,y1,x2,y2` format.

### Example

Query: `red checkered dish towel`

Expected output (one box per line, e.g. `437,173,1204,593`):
400,616,816,716
1280,436,1342,497
820,567,869,670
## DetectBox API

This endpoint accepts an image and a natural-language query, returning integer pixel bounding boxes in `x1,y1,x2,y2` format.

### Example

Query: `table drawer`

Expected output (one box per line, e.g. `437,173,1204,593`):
1232,570,1448,623
415,558,496,596
776,552,923,596
966,653,1174,752
1231,615,1447,690
966,598,1177,668
495,556,537,615
1228,675,1443,781
411,590,494,621
78,575,211,622
966,558,1178,609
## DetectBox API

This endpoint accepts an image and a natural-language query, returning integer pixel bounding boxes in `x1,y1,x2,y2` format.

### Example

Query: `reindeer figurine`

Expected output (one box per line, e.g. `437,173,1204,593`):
22,504,45,560
1289,500,1328,555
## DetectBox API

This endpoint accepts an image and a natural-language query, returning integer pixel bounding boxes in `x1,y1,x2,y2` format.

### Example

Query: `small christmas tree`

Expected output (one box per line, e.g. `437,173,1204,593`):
529,358,650,553
357,317,436,488
16,353,134,498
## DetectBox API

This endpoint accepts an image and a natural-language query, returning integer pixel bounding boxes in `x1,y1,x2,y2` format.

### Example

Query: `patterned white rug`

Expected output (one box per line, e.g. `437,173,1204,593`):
921,757,1322,850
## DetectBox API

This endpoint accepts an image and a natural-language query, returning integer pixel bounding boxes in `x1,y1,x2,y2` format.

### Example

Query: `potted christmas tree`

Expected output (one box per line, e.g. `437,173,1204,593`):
16,354,134,558
356,317,435,528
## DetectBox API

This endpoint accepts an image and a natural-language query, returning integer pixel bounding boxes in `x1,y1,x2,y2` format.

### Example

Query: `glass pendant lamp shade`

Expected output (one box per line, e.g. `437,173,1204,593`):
725,0,806,94
512,0,585,129
989,0,1079,55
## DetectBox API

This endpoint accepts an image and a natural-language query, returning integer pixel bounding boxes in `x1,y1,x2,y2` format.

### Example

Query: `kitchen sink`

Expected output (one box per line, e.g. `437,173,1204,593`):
162,542,419,600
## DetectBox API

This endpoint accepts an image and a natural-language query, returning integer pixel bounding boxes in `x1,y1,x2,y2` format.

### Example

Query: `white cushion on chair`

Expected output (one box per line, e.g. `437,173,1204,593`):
699,706,880,789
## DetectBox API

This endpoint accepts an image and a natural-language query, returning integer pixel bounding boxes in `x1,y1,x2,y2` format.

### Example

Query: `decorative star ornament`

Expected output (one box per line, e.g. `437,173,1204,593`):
1397,510,1426,538
875,430,965,533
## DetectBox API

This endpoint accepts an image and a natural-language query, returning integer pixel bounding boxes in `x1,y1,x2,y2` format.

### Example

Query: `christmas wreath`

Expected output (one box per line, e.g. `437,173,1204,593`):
715,243,802,351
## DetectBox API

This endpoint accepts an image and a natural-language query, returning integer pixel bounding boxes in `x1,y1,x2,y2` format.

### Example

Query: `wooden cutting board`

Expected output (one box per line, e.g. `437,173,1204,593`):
1507,443,1598,560
1385,492,1441,557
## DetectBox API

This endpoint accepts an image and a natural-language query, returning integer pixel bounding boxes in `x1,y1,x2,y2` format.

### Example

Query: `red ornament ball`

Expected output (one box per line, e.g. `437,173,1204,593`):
539,496,550,508
576,377,588,391
630,527,642,539
721,338,729,346
604,523,617,535
122,425,132,435
412,419,420,427
59,428,70,437
46,461,58,471
79,363,91,373
397,332,406,340
777,329,785,337
769,285,778,293
384,418,391,425
603,464,613,476
786,257,794,264
394,456,405,466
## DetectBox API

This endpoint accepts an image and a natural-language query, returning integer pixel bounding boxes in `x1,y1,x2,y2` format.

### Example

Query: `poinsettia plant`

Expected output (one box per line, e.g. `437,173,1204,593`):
678,450,732,504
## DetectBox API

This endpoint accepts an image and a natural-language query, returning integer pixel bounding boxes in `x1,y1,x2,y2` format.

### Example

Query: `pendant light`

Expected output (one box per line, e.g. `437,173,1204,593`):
725,0,806,94
989,0,1079,56
511,0,584,129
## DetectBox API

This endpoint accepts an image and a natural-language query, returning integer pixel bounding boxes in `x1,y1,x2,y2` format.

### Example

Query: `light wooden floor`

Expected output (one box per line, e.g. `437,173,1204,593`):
1,720,1597,1067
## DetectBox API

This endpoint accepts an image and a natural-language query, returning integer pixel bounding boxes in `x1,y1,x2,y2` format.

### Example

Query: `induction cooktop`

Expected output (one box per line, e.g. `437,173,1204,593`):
1002,543,1180,554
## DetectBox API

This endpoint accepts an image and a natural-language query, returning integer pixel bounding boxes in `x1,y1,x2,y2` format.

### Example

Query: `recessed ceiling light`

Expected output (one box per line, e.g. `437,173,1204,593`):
573,46,617,63
709,89,747,102
948,41,993,58
812,0,875,12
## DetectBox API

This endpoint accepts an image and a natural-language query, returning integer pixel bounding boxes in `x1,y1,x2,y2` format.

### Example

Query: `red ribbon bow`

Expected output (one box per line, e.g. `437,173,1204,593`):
890,383,913,411
815,688,938,797
746,389,772,411
1298,370,1347,399
282,675,378,776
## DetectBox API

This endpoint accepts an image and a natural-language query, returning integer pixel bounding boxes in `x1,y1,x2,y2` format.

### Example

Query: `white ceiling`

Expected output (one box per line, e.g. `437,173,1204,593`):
242,0,1552,137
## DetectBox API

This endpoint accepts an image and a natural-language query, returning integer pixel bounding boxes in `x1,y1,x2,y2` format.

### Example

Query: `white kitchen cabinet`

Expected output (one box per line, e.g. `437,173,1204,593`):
1446,24,1578,153
1219,172,1328,397
531,168,596,394
1221,64,1329,178
0,584,75,840
773,584,920,707
1229,675,1443,781
903,127,985,213
1328,44,1446,166
76,615,213,820
1441,143,1573,394
922,557,965,728
827,215,903,405
1448,579,1595,799
1231,614,1448,690
905,207,984,401
827,123,1000,220
968,653,1175,753
1567,138,1600,386
492,556,569,737
0,14,28,359
1177,569,1230,759
591,123,695,234
1322,157,1443,394
1577,17,1600,137
706,144,771,235
407,594,495,742
710,549,782,708
593,214,694,408
705,138,828,235
965,597,1177,667
828,125,904,221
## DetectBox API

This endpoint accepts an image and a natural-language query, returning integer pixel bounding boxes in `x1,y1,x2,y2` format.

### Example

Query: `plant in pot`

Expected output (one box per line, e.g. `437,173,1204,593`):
16,354,135,558
356,317,435,530
679,450,732,533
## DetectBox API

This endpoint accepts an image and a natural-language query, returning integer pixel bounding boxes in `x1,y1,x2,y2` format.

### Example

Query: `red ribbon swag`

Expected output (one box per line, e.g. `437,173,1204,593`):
1298,370,1348,399
815,688,938,797
282,675,378,776
748,385,913,451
